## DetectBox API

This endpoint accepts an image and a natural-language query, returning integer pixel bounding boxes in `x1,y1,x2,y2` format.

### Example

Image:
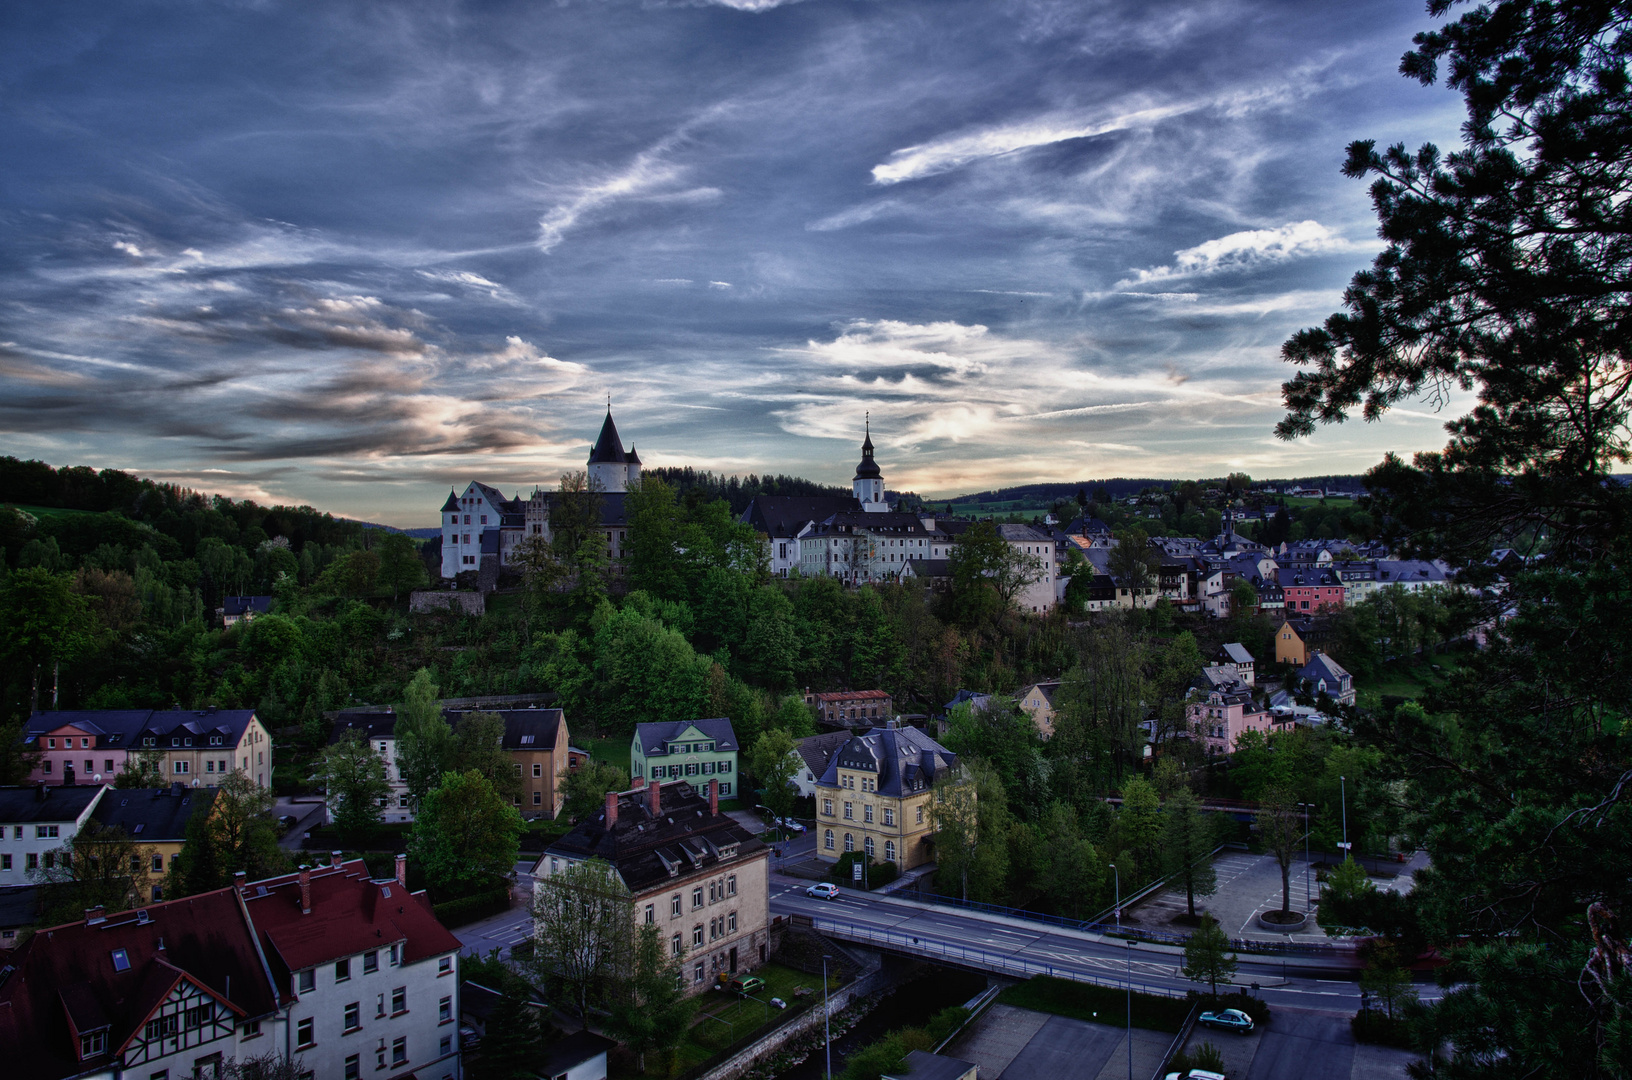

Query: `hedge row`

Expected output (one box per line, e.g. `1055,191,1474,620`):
432,886,513,928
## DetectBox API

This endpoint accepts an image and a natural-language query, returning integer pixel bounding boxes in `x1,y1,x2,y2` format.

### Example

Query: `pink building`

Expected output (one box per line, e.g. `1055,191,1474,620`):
1188,682,1274,755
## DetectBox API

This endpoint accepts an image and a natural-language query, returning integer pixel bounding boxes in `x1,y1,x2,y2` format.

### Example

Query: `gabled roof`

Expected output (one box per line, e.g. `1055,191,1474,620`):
330,711,400,742
0,888,278,1080
1017,681,1059,705
447,709,566,750
588,410,627,464
544,781,766,893
441,489,459,513
26,709,260,751
996,523,1052,543
0,784,105,825
794,731,853,778
1299,652,1351,685
222,596,273,617
634,718,737,756
740,494,862,537
91,786,216,844
1219,643,1254,665
539,1029,617,1074
242,859,460,996
903,558,951,579
816,726,957,798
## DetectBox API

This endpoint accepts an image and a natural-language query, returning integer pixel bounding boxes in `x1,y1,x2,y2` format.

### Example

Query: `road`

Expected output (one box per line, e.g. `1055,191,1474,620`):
767,877,1440,1017
453,859,539,959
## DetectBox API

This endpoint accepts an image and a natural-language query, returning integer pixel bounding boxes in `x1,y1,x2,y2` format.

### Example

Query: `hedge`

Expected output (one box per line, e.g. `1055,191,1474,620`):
432,886,512,928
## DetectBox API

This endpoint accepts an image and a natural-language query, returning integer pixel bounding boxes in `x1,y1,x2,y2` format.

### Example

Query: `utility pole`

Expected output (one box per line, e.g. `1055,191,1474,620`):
1110,862,1121,929
1125,939,1133,1080
1299,802,1312,908
1340,775,1349,859
822,954,832,1080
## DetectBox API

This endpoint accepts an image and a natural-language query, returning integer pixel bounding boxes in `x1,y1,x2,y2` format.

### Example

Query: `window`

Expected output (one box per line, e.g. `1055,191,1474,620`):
146,1015,178,1041
824,830,834,850
513,763,522,777
392,987,406,1014
686,762,698,776
916,805,924,825
865,836,875,858
79,1027,108,1061
344,1054,359,1080
728,911,737,933
299,968,316,994
694,962,705,984
344,1002,360,1031
363,951,378,973
244,1020,262,1038
883,808,895,827
336,958,351,982
393,1037,407,1066
185,1003,213,1028
296,1018,315,1047
25,853,37,871
671,893,683,917
438,955,452,976
692,887,703,909
822,799,833,816
671,934,683,956
533,790,542,806
644,904,655,924
844,833,854,852
533,762,542,778
727,875,736,896
439,996,452,1023
720,782,731,795
864,805,874,823
885,840,896,862
35,825,58,839
440,1035,452,1056
0,855,9,871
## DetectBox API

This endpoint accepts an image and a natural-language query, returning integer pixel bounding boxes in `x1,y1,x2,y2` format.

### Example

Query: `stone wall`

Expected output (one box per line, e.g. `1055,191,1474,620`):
408,590,485,616
692,963,892,1080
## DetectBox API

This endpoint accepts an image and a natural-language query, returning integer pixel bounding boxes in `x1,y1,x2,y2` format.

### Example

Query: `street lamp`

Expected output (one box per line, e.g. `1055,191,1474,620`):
822,954,833,1080
1297,802,1312,909
1109,862,1121,929
1340,775,1349,859
1125,939,1133,1080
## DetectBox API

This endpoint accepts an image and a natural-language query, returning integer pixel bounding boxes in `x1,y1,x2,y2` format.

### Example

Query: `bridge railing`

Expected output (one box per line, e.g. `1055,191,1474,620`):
808,916,1190,999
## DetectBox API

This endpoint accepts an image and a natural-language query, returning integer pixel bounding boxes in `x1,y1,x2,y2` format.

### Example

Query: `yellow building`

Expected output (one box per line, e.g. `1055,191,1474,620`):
89,784,218,902
815,724,959,871
1015,681,1060,739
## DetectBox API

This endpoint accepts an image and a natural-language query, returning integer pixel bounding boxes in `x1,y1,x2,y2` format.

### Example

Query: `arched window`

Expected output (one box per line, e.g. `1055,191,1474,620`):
824,830,834,850
884,840,896,863
864,837,875,858
844,833,854,852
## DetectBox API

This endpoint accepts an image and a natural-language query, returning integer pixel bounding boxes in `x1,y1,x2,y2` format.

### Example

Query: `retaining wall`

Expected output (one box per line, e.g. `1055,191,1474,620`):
691,965,893,1080
409,590,485,615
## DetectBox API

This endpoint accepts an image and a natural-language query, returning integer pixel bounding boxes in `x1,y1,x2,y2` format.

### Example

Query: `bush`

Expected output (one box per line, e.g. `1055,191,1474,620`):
828,853,898,890
924,1006,970,1046
1351,1008,1414,1048
1167,1042,1227,1075
432,885,512,928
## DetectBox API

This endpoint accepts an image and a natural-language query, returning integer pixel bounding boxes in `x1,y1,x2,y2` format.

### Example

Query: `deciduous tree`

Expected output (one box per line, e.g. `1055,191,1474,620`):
603,923,696,1074
409,769,523,898
560,759,630,823
1162,788,1218,919
395,668,455,808
316,730,389,840
749,728,799,824
528,857,629,1019
1181,915,1237,998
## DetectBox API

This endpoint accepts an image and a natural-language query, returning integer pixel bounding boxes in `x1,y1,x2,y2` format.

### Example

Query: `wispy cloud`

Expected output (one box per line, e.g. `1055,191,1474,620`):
1117,221,1363,286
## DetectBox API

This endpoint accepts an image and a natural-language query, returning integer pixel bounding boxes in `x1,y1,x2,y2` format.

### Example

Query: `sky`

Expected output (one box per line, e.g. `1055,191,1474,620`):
0,0,1472,526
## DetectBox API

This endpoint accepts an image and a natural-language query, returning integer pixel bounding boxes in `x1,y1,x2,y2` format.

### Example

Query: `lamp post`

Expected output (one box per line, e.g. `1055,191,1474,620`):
1110,862,1121,929
1340,775,1349,860
822,954,833,1080
1125,939,1133,1080
1298,802,1312,908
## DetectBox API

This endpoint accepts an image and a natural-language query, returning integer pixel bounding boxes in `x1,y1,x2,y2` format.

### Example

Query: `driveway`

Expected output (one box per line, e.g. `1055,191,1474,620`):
274,798,327,851
1180,1006,1417,1079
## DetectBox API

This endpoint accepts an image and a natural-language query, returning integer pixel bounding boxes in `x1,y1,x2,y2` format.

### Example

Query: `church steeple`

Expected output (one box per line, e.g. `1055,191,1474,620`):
853,414,885,510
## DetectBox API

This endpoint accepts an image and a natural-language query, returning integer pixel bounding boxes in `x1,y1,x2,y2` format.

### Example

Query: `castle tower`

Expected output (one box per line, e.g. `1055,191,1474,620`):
626,444,642,489
853,418,886,511
587,409,630,494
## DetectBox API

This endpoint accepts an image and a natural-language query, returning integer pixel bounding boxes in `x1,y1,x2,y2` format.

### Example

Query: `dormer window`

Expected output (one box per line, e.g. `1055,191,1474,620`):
143,737,154,747
80,1030,108,1057
209,736,222,747
184,737,193,747
171,737,179,747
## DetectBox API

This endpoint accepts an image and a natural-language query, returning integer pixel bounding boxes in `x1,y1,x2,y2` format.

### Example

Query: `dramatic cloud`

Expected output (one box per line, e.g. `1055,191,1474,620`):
0,0,1469,524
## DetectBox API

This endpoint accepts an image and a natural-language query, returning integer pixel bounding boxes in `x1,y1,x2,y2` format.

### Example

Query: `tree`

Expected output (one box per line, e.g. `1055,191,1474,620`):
1357,939,1417,1021
315,550,380,598
768,695,816,738
1229,577,1259,617
623,476,684,601
947,520,1045,623
1181,915,1238,999
0,567,94,711
749,728,800,824
1278,1,1632,563
1162,788,1218,919
395,668,455,808
930,768,981,901
32,821,156,925
528,857,629,1020
1052,617,1148,790
167,773,287,897
316,730,389,840
375,533,428,601
603,922,696,1074
451,711,522,802
1106,528,1161,605
560,759,630,823
471,983,548,1080
114,747,164,788
409,770,524,899
1117,775,1162,880
1257,788,1304,918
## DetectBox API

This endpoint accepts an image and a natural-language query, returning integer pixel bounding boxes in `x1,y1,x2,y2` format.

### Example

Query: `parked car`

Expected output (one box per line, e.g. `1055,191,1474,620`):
277,815,299,831
805,883,839,900
727,976,766,995
778,818,807,833
1198,1007,1255,1034
1163,1070,1227,1080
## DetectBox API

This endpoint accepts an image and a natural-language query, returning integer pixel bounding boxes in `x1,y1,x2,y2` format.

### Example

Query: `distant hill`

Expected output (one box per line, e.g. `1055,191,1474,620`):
936,476,1369,511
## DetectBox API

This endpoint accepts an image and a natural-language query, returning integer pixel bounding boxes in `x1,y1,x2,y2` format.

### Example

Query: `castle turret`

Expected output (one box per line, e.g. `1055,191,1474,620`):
587,409,630,494
626,445,642,488
853,419,886,511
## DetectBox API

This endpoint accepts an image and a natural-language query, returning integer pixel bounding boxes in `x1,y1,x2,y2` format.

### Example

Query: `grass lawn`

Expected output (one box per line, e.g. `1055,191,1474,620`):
998,975,1193,1033
670,963,838,1073
580,735,633,772
1356,649,1470,708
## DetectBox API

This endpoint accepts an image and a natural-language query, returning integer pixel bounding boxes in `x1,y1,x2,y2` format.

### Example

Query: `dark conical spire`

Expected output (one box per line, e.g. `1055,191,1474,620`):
440,488,459,513
588,409,626,464
854,414,881,480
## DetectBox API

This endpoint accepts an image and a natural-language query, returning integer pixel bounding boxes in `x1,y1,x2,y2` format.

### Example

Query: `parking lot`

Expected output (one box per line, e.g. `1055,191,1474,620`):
1178,1007,1417,1080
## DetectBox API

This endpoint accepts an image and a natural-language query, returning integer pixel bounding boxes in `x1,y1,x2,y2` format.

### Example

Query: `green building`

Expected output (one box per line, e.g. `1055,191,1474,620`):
631,718,740,798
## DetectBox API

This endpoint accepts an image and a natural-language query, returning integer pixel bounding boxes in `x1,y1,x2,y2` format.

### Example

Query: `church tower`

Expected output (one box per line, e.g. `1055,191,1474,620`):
853,418,886,511
587,408,631,494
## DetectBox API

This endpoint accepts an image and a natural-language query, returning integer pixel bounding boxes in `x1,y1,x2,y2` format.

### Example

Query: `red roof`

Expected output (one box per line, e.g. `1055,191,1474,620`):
0,889,278,1080
241,860,461,998
813,690,891,702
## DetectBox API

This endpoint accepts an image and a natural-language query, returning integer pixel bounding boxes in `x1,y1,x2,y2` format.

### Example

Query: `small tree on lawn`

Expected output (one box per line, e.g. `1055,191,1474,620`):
1161,787,1218,919
528,857,628,1020
409,769,524,899
604,922,696,1074
1358,939,1417,1020
1258,787,1304,918
749,728,799,825
560,759,630,822
1181,915,1238,999
316,730,389,842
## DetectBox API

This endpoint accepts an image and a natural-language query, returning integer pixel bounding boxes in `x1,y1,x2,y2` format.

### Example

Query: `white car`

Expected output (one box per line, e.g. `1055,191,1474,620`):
1163,1071,1226,1080
778,818,807,833
805,883,840,899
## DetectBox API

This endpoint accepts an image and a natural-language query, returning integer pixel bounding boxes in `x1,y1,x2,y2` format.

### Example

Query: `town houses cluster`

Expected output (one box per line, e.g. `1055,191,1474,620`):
437,410,1456,620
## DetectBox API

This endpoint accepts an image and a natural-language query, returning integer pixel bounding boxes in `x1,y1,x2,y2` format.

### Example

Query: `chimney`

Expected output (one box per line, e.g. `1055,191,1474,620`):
172,780,184,796
395,853,407,887
605,790,619,828
631,776,645,789
234,870,247,893
298,865,312,914
331,850,343,868
708,779,718,816
648,779,661,817
84,905,105,924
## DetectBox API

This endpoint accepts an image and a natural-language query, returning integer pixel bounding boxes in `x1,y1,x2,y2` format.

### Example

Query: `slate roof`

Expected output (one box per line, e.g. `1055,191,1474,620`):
222,596,273,617
329,711,401,743
539,1029,617,1075
0,888,279,1080
1219,643,1254,665
446,709,566,750
25,709,259,753
996,523,1053,543
739,494,862,537
0,884,40,932
241,858,461,998
544,781,766,894
0,784,104,825
634,718,737,757
854,427,881,480
1299,653,1351,685
807,510,933,536
588,410,627,464
1017,681,1059,706
816,726,957,798
1277,567,1342,589
91,786,217,844
1376,559,1450,584
903,558,951,580
794,731,854,779
441,489,459,513
460,980,502,1023
1279,615,1334,641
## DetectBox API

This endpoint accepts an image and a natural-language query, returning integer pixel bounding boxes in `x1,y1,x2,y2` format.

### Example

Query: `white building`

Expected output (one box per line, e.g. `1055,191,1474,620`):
0,783,105,879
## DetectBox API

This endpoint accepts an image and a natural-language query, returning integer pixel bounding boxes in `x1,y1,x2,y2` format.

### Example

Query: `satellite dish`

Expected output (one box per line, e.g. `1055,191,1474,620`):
93,774,103,783
192,779,200,787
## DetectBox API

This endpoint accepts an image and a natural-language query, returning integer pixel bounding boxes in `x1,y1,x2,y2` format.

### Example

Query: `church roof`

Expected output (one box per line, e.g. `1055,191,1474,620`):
854,423,881,480
440,489,459,512
588,410,626,464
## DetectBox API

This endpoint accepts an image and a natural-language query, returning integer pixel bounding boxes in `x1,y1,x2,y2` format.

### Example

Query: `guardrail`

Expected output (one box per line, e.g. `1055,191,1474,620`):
1151,1001,1203,1080
808,916,1189,999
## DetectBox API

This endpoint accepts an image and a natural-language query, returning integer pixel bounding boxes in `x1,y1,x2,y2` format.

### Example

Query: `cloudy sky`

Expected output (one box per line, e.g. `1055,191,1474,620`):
0,0,1469,525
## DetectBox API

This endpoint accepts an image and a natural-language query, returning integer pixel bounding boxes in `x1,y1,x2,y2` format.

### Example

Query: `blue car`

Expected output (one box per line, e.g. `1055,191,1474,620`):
1198,1007,1254,1034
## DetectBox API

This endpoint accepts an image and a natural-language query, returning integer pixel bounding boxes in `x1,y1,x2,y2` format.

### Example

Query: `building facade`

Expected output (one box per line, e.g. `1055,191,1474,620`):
807,690,894,727
25,709,273,790
1187,681,1274,755
630,719,739,799
1015,681,1060,739
536,779,771,995
814,725,959,871
90,783,218,902
0,784,104,881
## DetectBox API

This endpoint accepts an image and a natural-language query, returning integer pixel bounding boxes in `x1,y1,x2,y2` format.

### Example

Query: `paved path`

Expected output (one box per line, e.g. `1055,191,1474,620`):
451,859,538,959
1127,850,1333,945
